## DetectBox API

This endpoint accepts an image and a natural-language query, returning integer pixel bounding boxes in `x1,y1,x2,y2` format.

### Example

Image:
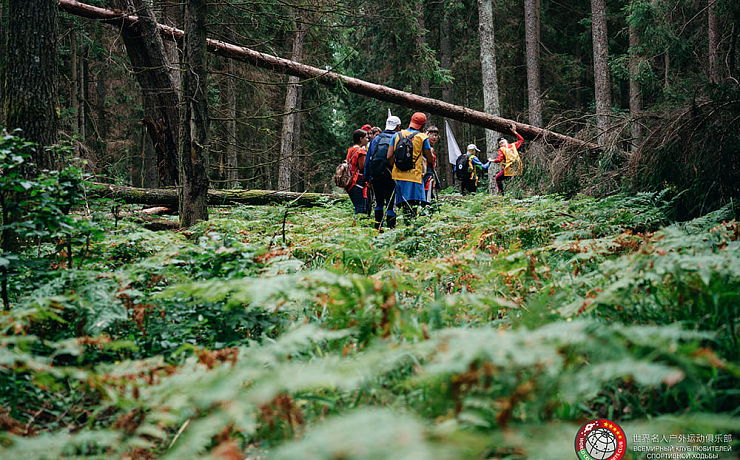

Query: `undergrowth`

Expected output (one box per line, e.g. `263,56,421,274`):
1,170,739,459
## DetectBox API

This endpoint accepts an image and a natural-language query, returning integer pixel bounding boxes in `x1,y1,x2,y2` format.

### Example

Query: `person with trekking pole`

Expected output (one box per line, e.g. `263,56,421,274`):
386,112,434,222
366,115,402,229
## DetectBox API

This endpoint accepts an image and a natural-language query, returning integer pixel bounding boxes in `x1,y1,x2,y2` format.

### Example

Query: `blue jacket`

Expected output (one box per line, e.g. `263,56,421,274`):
454,154,490,173
471,155,490,170
364,130,396,184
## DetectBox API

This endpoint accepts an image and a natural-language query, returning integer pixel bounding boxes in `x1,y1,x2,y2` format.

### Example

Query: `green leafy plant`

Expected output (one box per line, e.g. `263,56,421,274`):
1,189,739,460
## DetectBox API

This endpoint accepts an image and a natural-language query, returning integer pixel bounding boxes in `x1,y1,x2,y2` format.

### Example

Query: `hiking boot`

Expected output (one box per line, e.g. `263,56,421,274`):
374,210,383,229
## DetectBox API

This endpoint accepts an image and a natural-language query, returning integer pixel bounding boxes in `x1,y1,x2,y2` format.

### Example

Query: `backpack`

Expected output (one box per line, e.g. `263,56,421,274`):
393,131,418,171
333,161,353,188
334,147,361,189
368,135,392,183
455,153,473,181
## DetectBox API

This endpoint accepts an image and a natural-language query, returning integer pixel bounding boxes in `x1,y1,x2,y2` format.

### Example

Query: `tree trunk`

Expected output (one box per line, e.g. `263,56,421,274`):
440,1,455,188
95,63,107,139
666,52,672,89
70,26,80,153
524,0,544,160
157,0,182,91
110,0,180,186
292,86,304,192
88,183,341,207
180,0,209,227
80,43,88,143
221,22,239,191
279,17,308,192
477,0,502,194
591,0,612,147
524,0,543,129
0,4,5,128
708,0,719,84
416,0,430,101
730,14,738,81
156,0,182,188
5,0,59,170
142,122,159,188
58,0,601,153
222,54,239,189
628,13,643,147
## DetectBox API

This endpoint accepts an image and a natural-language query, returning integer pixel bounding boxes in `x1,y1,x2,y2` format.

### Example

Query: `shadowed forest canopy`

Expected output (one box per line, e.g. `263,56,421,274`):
1,0,736,217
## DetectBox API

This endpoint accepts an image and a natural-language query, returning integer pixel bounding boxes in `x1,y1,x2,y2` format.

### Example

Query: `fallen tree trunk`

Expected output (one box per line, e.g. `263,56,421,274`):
87,183,342,207
58,0,599,152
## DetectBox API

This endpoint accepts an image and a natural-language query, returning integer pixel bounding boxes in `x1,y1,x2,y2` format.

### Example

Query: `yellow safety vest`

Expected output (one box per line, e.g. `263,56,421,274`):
501,144,522,177
391,130,428,184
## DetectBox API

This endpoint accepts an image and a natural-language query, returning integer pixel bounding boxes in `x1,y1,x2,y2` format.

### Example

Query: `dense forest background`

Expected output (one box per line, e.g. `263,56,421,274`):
2,0,739,217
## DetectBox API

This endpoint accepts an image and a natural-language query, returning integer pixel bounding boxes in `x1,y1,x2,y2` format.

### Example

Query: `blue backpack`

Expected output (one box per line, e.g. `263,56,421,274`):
368,135,393,183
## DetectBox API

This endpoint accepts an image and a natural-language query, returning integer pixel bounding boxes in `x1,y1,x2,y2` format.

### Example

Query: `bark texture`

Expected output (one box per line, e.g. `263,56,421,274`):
58,0,601,152
180,0,210,227
0,4,5,128
88,183,341,207
477,0,502,194
708,0,719,84
157,0,182,91
591,0,612,146
524,0,543,129
223,55,239,189
6,0,59,169
110,0,181,186
279,17,308,192
141,122,159,188
416,0,431,100
524,0,544,159
628,14,643,146
440,1,455,187
70,28,79,142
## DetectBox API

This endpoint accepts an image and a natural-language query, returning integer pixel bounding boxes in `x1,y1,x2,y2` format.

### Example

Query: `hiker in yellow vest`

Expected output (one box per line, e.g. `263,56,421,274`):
493,124,523,195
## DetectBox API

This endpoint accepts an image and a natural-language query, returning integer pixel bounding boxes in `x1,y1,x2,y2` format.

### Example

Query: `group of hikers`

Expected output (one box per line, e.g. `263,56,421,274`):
336,112,524,229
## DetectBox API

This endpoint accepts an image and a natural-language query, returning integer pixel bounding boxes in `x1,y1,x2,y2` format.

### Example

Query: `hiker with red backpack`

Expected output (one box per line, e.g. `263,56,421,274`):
343,129,369,214
365,115,402,228
386,112,434,220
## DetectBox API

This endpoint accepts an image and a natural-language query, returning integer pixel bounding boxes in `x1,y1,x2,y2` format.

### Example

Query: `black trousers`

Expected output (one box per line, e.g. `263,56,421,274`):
460,180,477,195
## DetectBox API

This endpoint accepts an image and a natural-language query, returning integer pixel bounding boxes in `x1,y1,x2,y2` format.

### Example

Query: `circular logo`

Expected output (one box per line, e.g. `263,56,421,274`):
574,419,626,460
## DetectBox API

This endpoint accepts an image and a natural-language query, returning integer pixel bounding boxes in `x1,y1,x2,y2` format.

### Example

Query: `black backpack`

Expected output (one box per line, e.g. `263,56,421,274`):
368,135,393,183
455,153,473,181
393,131,418,171
367,134,391,184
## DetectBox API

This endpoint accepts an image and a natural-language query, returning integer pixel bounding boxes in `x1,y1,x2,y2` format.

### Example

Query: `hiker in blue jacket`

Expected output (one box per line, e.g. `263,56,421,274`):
455,143,490,195
365,115,401,228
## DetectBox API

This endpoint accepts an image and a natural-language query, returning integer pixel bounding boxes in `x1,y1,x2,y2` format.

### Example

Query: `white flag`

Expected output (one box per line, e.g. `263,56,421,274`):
445,120,462,165
388,108,392,118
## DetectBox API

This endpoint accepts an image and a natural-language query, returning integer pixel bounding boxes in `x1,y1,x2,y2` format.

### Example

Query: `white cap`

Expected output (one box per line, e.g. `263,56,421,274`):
385,116,402,131
466,144,480,152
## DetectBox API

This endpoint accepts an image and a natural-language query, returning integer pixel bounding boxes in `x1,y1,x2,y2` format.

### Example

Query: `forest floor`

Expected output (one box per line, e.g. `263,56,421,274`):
2,191,739,459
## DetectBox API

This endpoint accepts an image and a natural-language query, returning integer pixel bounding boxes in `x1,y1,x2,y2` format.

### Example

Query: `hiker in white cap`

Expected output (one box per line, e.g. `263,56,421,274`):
365,115,402,229
454,143,490,195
